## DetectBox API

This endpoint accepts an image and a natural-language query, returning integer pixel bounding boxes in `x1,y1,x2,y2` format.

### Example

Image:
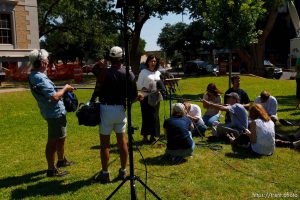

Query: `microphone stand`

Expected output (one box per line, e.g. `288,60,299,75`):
107,1,161,199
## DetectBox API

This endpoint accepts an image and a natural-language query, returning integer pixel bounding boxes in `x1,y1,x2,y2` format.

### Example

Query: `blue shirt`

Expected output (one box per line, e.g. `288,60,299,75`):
163,115,193,150
29,71,65,119
228,103,248,131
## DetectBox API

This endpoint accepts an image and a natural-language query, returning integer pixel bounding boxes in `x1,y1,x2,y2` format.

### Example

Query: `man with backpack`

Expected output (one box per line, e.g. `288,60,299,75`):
28,49,75,177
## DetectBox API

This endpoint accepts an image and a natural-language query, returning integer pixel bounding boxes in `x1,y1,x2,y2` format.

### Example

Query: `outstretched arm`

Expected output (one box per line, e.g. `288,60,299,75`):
201,99,229,112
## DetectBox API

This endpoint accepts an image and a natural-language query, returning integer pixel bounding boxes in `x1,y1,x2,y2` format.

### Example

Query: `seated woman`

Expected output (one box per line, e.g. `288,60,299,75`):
227,103,275,156
202,83,222,127
183,101,207,137
163,103,195,161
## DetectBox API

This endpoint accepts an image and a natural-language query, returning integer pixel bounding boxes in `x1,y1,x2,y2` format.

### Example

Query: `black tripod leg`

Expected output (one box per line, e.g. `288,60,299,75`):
106,177,130,200
135,176,162,200
169,89,172,117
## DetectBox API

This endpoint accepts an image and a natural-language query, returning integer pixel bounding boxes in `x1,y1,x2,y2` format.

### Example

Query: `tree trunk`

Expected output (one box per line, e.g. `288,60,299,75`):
238,1,279,76
129,6,150,75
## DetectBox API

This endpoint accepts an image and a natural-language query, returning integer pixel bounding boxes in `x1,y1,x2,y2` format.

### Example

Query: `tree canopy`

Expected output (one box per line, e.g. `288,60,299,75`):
38,0,120,63
157,21,213,62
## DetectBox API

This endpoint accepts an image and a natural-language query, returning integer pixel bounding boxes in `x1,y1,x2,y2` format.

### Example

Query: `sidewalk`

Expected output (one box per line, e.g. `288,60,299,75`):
0,88,28,93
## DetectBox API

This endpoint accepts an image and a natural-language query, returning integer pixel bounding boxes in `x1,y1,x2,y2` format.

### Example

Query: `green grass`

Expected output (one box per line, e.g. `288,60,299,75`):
0,75,300,199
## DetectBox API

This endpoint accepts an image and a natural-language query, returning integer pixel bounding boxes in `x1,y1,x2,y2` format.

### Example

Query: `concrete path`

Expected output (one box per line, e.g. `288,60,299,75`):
0,88,28,93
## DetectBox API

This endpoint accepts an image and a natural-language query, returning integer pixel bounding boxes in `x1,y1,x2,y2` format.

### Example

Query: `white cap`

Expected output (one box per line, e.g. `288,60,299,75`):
109,46,123,58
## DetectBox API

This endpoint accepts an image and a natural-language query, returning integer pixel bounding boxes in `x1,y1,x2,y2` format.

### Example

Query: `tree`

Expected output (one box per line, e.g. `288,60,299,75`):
122,0,188,73
38,0,121,63
157,23,189,58
188,0,287,75
157,21,213,62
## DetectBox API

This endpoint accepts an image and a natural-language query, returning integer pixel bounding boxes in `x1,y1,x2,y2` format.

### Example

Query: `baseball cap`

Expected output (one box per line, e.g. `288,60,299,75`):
172,103,185,114
109,46,123,58
226,92,240,100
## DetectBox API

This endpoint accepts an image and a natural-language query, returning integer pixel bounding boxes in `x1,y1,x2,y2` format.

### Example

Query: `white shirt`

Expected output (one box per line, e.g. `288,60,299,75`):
187,104,205,126
251,119,275,156
137,69,161,96
254,96,278,119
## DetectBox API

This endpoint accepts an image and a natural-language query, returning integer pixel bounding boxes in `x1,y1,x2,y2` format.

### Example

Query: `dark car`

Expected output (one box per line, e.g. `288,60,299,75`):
183,60,218,76
263,60,283,79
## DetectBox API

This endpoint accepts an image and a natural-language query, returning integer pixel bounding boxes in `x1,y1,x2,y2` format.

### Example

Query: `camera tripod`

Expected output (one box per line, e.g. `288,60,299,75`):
107,1,161,199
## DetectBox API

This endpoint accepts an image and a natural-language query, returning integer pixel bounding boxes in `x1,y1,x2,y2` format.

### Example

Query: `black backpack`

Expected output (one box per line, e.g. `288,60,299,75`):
76,102,100,126
63,91,78,112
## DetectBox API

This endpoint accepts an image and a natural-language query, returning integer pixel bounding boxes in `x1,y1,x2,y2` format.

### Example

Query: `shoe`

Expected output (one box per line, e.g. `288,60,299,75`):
56,158,74,168
279,119,293,126
275,139,292,147
171,156,187,164
275,133,293,141
142,137,150,144
46,168,69,177
118,168,127,180
149,137,156,143
92,171,110,184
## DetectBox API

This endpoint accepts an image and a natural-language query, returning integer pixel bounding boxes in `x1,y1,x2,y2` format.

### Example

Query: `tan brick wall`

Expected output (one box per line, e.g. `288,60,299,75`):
15,1,30,49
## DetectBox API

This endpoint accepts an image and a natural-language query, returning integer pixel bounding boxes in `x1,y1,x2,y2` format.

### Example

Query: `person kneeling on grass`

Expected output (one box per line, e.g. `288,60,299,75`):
227,104,275,156
183,101,207,137
163,103,195,162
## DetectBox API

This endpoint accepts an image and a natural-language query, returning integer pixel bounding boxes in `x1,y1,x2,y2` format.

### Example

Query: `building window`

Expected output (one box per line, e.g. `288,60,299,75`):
0,14,12,44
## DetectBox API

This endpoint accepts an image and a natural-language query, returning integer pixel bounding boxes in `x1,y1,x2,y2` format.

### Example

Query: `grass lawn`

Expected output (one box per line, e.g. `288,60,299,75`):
0,75,300,199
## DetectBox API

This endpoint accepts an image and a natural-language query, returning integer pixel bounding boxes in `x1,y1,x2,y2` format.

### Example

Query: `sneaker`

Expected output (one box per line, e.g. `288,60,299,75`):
92,171,110,184
56,158,74,168
46,168,69,177
149,137,156,143
118,168,127,180
171,156,186,164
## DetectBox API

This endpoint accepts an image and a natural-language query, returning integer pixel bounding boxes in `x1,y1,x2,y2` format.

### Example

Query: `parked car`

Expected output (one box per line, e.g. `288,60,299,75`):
263,60,283,79
183,60,218,76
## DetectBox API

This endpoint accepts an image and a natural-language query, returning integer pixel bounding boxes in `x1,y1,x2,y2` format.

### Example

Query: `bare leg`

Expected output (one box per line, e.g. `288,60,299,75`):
46,139,57,169
100,134,110,171
56,137,66,161
116,132,128,169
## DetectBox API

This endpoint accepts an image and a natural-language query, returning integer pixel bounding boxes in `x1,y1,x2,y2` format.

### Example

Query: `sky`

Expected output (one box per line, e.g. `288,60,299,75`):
140,13,192,51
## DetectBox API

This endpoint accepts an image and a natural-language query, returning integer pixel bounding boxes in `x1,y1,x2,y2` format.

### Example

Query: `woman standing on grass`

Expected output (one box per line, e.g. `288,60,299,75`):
137,55,165,143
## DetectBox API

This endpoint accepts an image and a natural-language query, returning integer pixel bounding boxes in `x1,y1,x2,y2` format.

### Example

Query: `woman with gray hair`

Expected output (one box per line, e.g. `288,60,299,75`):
163,103,195,162
28,49,75,177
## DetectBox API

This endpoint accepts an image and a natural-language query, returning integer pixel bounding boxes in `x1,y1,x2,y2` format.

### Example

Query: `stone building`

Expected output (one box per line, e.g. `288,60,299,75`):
0,0,39,65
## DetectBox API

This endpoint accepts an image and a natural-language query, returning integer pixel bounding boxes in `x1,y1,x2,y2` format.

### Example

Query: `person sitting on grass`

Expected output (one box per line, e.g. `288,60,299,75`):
227,104,275,156
202,83,222,127
201,92,248,141
183,101,207,137
254,90,278,123
163,103,195,162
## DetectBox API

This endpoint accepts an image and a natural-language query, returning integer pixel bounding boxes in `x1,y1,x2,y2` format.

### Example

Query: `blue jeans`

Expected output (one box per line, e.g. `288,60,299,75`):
166,141,195,158
203,114,220,126
192,124,207,137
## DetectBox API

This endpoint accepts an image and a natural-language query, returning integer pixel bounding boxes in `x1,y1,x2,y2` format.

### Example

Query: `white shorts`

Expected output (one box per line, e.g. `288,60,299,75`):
100,104,127,135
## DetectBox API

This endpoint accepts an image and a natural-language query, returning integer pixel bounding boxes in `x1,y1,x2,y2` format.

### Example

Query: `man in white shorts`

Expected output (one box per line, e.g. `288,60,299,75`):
91,46,138,184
